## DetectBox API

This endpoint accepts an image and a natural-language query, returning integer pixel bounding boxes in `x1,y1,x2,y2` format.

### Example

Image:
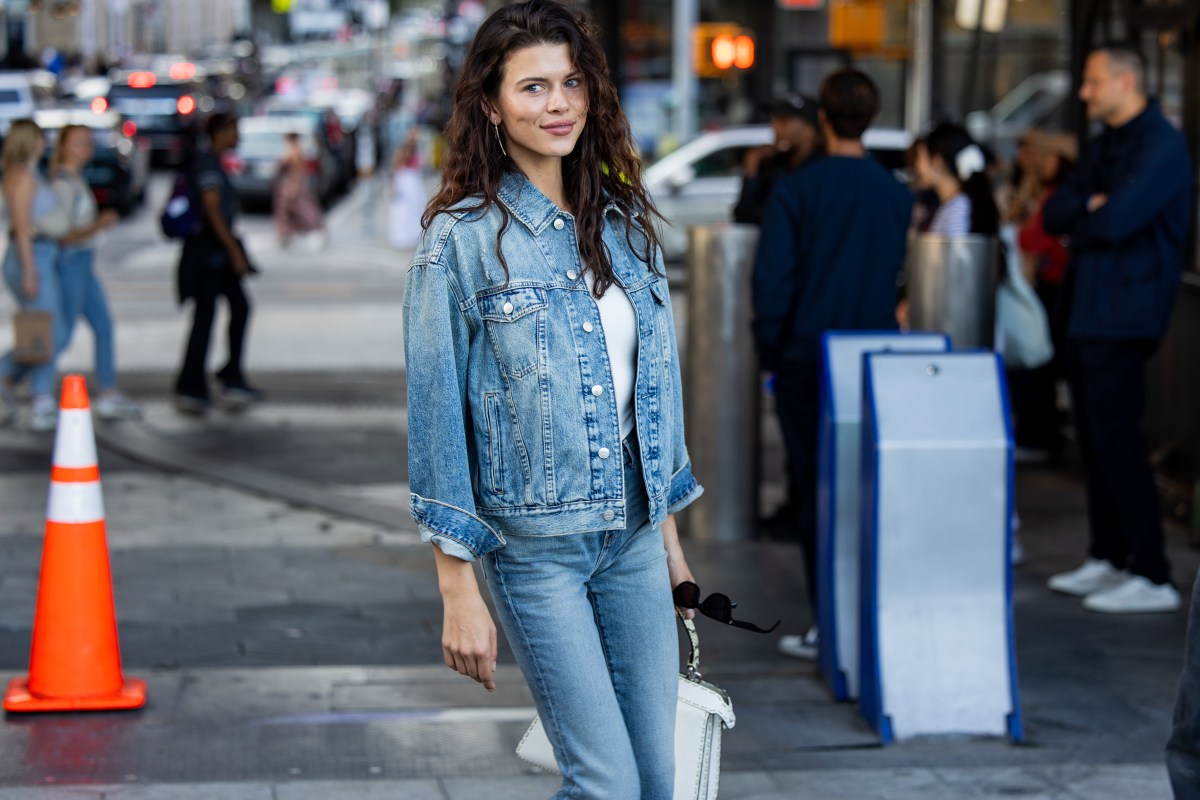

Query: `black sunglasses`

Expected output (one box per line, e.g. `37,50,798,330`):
672,581,780,634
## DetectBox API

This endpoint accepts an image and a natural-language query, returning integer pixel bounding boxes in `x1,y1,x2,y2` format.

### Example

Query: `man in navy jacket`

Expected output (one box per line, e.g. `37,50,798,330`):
1042,43,1190,614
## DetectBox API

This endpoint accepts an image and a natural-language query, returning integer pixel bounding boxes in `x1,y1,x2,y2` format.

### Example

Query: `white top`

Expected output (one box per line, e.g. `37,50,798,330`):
585,270,638,442
50,170,98,247
928,193,972,235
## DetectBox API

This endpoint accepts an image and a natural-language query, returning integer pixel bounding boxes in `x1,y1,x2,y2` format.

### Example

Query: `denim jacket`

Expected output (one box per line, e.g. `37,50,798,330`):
404,170,702,560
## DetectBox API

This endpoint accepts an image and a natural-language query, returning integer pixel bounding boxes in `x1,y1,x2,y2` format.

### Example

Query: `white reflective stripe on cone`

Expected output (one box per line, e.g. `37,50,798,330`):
46,481,105,524
52,409,98,469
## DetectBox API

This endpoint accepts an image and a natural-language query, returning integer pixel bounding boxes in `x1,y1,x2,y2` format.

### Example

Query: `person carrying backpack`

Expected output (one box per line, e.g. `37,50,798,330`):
173,111,261,414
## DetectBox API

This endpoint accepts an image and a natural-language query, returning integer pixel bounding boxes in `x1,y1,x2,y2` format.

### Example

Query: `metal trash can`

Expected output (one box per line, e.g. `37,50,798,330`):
907,234,999,349
682,223,759,542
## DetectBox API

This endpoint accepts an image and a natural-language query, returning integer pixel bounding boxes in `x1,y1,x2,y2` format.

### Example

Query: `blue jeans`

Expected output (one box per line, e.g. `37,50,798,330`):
0,239,64,398
484,436,677,799
57,247,117,390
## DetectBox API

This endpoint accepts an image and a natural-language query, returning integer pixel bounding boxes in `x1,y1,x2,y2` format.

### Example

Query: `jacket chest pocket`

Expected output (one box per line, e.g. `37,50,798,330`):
478,285,548,379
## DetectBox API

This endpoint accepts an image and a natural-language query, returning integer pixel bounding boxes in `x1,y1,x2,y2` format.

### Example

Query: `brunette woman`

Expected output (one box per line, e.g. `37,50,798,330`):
914,122,1000,236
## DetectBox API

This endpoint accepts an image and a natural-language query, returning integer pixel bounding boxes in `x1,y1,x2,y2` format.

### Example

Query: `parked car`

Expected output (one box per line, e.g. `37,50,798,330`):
226,115,338,209
644,125,913,262
35,107,150,215
106,67,214,165
0,71,39,135
263,101,356,192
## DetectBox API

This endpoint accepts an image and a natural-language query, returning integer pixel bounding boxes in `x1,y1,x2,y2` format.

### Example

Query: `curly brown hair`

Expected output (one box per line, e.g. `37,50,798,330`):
422,0,663,298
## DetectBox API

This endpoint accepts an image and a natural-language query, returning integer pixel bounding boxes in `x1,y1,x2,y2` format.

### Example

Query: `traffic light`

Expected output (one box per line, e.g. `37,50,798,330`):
694,23,756,78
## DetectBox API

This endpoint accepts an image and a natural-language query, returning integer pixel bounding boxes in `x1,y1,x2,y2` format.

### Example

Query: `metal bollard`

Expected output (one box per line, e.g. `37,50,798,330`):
907,234,999,349
682,223,759,542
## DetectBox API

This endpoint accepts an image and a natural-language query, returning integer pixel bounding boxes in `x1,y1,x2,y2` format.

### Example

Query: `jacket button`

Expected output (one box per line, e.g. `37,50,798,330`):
583,321,594,333
567,270,577,280
603,510,615,521
553,218,565,230
598,447,610,459
503,302,514,315
591,384,604,396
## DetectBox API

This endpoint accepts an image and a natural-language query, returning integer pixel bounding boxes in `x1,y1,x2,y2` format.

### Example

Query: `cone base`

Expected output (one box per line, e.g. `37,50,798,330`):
3,676,146,713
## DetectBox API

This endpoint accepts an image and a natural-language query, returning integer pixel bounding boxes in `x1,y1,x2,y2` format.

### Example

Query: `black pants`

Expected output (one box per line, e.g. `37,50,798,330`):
773,360,820,610
1168,570,1200,798
175,269,250,398
1010,281,1064,451
1065,338,1170,585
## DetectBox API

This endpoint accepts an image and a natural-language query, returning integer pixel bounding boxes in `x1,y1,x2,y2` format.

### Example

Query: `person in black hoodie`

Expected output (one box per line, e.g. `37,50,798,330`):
1042,43,1190,614
732,94,822,225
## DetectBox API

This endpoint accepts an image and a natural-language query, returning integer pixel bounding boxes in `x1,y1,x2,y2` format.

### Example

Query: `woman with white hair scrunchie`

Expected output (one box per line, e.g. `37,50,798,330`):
913,122,1000,236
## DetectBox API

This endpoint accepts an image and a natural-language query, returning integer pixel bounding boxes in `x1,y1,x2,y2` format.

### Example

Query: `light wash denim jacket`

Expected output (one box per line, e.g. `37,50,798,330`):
404,170,703,560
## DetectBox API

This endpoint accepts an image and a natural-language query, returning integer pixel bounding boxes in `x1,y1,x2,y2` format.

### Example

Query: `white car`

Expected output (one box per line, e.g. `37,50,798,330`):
644,126,913,262
0,72,38,135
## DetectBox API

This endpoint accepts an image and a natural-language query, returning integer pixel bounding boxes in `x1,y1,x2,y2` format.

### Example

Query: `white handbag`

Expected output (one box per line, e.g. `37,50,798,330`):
515,615,736,800
996,225,1055,370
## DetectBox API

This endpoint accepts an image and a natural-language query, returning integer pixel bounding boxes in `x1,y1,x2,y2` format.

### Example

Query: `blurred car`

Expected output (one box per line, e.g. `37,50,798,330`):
35,107,150,215
0,71,39,135
106,66,214,165
966,70,1071,159
263,101,356,191
226,115,338,208
644,125,913,262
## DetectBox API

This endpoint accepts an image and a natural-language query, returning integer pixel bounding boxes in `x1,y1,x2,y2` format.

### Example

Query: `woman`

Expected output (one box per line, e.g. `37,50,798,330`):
0,119,65,431
387,128,425,250
273,131,326,249
404,2,702,797
49,124,141,419
174,111,260,413
914,122,1000,236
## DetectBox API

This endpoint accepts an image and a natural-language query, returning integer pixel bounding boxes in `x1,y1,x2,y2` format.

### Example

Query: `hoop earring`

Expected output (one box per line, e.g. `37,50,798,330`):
493,123,508,157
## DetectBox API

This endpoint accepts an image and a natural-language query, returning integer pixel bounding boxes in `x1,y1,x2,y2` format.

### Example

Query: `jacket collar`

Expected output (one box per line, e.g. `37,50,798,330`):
1105,98,1161,138
497,170,564,236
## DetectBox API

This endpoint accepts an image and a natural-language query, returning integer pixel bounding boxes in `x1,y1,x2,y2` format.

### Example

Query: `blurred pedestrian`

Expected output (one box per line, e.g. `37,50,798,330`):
1008,130,1075,458
173,111,261,414
752,69,913,660
732,94,822,225
912,122,999,236
1042,43,1190,614
404,2,702,796
0,119,66,431
48,124,142,419
273,131,327,249
1000,129,1045,228
387,128,425,250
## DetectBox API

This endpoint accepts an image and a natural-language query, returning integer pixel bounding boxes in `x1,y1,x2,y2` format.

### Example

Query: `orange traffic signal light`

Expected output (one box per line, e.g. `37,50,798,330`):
694,23,756,78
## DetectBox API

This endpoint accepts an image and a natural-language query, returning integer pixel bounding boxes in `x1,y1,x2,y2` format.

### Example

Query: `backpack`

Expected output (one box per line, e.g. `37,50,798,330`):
160,168,202,239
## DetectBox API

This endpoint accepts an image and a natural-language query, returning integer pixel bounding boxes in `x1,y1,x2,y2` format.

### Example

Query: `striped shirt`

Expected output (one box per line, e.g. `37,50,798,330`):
928,193,972,235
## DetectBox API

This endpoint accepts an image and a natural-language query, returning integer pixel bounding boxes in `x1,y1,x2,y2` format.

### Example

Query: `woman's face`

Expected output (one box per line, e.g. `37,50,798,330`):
1034,149,1061,184
486,43,587,171
913,142,934,188
62,129,93,167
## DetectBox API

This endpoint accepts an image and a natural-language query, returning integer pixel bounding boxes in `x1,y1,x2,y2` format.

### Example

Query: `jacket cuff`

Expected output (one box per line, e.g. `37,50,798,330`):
420,525,480,562
410,494,506,560
667,459,704,515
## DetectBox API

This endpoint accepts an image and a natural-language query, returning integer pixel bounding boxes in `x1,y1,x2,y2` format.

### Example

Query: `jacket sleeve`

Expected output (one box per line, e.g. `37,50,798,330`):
656,275,703,515
403,256,504,561
1074,136,1191,245
751,179,803,371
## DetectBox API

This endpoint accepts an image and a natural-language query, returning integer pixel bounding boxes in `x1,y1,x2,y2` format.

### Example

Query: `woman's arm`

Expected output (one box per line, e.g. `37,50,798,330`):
4,172,40,299
661,514,696,619
432,545,497,691
199,186,249,275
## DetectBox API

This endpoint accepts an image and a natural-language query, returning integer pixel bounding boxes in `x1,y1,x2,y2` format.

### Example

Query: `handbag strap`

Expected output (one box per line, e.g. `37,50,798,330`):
678,610,702,681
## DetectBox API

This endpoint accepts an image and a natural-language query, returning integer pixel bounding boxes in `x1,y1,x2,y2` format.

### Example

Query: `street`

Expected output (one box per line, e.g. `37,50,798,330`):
0,171,1193,798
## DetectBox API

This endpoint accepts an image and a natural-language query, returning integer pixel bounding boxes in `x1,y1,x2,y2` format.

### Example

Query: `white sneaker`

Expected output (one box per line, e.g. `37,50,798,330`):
28,395,57,432
95,391,143,420
1083,575,1181,614
1047,558,1126,597
778,627,819,661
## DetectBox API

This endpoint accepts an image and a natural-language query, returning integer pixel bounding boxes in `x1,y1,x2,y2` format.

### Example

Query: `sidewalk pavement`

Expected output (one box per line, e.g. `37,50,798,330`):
0,182,1196,798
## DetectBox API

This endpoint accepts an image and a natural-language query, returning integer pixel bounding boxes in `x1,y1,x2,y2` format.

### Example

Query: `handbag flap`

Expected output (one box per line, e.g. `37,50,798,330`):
678,674,736,729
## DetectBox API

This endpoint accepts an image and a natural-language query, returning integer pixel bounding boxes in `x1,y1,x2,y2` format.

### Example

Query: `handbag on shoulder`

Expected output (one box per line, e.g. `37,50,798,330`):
515,614,736,800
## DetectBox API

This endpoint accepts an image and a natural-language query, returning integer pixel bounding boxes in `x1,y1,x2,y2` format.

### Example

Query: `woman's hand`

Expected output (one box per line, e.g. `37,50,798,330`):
432,545,498,691
662,514,696,619
21,269,38,300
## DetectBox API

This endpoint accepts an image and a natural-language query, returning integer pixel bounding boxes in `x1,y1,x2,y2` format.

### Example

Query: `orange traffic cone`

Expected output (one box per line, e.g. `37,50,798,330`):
4,375,146,712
